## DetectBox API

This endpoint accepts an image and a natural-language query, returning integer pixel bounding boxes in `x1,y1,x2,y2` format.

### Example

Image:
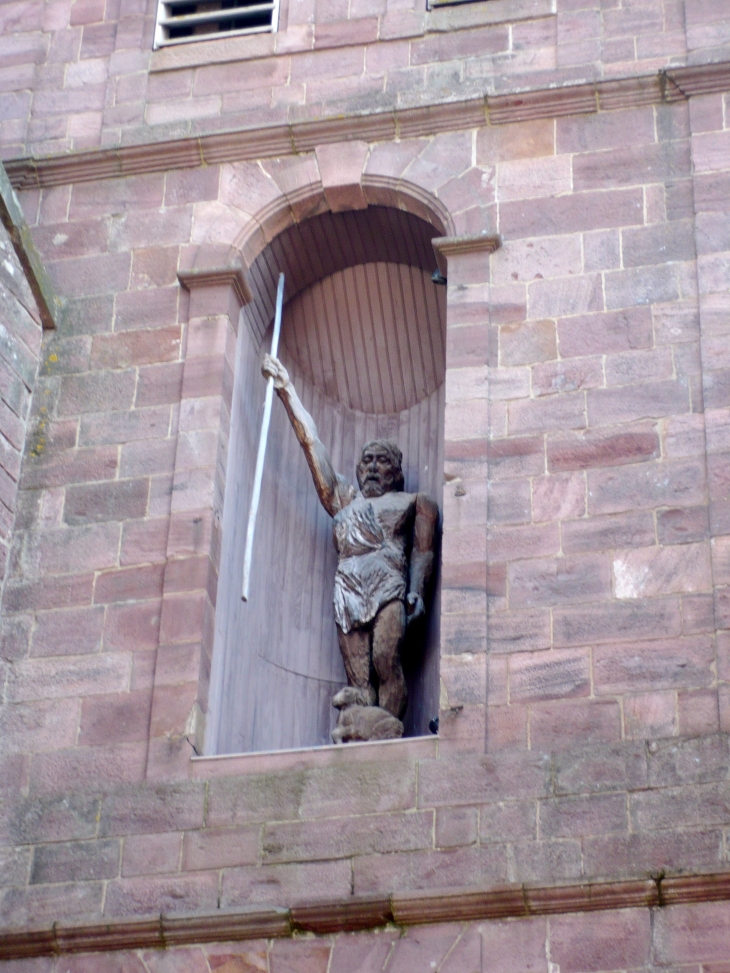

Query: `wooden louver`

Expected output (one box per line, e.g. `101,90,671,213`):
154,0,278,47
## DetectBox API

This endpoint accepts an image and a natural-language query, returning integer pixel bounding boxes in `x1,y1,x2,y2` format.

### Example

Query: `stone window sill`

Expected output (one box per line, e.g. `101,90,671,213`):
190,734,437,778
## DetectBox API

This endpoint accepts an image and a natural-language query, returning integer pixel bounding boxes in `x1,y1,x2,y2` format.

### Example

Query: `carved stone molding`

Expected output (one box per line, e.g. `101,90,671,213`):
6,60,730,192
3,872,730,960
432,233,501,258
178,265,253,309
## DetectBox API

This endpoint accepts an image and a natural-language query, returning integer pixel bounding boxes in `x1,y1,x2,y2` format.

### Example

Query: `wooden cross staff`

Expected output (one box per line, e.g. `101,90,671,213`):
241,271,285,602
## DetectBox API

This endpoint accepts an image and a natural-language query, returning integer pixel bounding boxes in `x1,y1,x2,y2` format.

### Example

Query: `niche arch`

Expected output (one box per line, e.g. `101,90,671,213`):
207,202,448,754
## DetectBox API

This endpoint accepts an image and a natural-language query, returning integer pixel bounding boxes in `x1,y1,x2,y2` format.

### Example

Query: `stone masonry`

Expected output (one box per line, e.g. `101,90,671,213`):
2,0,730,970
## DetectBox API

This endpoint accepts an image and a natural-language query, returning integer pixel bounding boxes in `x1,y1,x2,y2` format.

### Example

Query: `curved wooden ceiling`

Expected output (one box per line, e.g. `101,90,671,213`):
244,205,443,347
282,262,445,414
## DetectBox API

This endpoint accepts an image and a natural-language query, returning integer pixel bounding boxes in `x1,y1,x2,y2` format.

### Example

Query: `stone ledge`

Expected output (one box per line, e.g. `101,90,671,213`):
6,60,730,193
178,265,254,309
3,873,730,960
191,734,438,778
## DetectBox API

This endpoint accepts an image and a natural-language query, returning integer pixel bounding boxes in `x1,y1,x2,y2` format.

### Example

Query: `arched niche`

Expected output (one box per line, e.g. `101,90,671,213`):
207,205,446,754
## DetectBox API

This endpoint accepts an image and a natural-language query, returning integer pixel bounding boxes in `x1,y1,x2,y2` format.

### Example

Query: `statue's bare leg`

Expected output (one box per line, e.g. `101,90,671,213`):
336,626,376,706
372,600,407,718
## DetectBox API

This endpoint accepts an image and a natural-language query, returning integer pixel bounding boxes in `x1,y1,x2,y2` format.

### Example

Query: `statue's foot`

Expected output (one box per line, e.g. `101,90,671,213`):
332,704,404,744
332,685,376,710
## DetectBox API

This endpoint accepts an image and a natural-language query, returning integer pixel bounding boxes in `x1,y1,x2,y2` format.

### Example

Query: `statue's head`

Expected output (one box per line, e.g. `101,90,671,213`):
356,440,404,497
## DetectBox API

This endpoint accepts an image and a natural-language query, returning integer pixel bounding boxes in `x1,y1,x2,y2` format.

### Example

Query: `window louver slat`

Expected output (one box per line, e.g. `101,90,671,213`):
154,0,279,48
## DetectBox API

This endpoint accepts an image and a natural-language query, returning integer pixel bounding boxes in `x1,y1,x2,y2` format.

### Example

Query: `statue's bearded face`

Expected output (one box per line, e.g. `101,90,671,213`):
357,445,402,497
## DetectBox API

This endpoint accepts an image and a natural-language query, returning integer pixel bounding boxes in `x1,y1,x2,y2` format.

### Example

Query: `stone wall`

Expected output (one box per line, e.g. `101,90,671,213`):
2,0,730,968
0,0,727,159
2,91,730,931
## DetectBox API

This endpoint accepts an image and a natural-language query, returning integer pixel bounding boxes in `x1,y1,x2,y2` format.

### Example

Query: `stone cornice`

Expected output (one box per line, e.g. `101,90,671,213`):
4,60,730,192
3,872,730,960
178,266,253,307
433,233,501,257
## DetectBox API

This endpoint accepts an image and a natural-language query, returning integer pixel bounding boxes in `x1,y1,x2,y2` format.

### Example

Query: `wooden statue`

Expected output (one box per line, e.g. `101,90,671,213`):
262,354,439,743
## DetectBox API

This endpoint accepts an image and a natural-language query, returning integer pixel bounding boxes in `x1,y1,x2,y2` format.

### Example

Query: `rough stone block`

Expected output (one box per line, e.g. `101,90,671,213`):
30,838,120,884
262,810,434,864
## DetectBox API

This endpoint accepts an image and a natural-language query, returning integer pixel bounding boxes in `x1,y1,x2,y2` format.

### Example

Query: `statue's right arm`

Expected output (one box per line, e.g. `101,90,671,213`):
262,354,353,516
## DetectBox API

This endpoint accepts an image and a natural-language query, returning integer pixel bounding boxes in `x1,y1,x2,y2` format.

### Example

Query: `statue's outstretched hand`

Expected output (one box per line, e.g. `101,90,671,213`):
262,353,289,390
405,592,425,625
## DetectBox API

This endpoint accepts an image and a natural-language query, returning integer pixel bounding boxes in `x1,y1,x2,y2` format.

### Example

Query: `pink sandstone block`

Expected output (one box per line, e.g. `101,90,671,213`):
419,751,550,807
329,932,397,973
104,600,162,652
91,327,181,369
122,831,182,877
94,562,164,603
594,633,712,694
6,652,131,703
529,698,622,749
0,880,103,928
487,703,528,748
220,859,352,908
479,799,536,844
487,609,551,654
499,319,557,365
131,246,180,289
99,782,205,837
531,471,586,521
182,826,260,870
654,902,730,965
623,690,677,739
78,690,152,745
508,553,610,608
142,947,210,973
353,844,510,895
120,517,169,565
479,916,548,973
509,648,590,703
135,362,184,407
114,288,179,332
500,188,644,239
103,871,219,917
435,805,478,848
149,682,200,736
547,423,660,472
612,541,712,598
0,698,81,756
550,908,651,972
386,924,462,973
269,940,332,973
583,828,722,879
30,605,105,657
262,809,434,864
315,140,369,211
29,743,147,794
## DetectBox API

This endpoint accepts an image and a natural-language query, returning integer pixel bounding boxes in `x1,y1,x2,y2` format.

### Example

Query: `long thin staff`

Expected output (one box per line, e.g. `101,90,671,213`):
241,272,285,601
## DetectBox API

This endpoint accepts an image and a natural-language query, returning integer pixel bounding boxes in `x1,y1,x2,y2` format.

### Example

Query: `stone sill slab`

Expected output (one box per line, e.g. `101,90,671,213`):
5,61,729,193
191,734,437,777
3,872,730,960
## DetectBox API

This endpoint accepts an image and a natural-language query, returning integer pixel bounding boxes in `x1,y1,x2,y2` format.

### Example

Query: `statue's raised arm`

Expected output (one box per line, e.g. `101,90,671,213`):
261,354,354,516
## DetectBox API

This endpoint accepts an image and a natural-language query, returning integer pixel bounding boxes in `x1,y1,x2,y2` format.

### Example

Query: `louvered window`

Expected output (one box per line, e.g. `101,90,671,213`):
154,0,279,47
